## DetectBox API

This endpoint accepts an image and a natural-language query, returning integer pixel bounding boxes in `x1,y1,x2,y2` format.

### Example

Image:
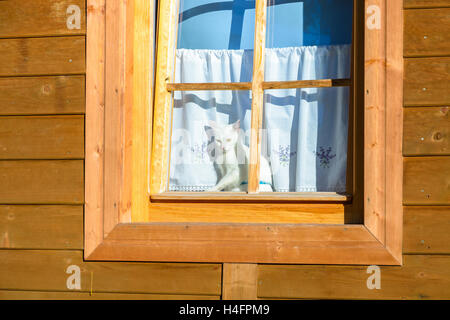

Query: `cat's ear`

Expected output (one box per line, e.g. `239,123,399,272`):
232,120,240,131
208,120,217,129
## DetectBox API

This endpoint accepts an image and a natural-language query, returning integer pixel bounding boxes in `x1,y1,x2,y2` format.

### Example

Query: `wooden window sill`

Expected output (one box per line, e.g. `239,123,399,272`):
150,192,351,202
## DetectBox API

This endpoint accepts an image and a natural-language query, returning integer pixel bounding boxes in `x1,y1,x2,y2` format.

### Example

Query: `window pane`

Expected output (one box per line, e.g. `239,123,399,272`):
261,87,349,192
265,0,353,81
176,0,256,83
169,90,251,192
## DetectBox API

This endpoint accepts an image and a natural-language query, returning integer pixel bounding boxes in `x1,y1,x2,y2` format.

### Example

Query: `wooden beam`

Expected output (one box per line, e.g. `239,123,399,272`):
167,82,251,91
0,37,85,76
0,115,84,160
404,8,450,57
0,76,85,116
262,79,351,90
0,250,222,295
85,0,105,259
404,156,450,205
150,192,350,202
258,255,450,299
404,206,450,254
404,57,450,107
166,79,351,91
0,0,86,38
248,0,267,193
0,205,83,249
0,160,84,204
150,0,179,194
222,264,258,300
403,107,449,156
131,0,153,222
364,0,386,244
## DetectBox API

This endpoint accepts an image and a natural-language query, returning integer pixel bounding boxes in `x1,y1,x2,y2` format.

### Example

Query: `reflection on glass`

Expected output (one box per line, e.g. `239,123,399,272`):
262,87,349,192
176,0,256,83
169,90,251,192
265,0,353,81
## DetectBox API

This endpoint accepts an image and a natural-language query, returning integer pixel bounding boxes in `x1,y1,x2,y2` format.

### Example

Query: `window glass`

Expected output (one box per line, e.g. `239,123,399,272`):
169,90,251,192
169,0,352,193
176,0,256,82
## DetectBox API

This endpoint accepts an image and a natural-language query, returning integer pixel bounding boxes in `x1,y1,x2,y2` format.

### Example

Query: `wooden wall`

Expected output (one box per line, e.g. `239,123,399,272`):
0,0,449,300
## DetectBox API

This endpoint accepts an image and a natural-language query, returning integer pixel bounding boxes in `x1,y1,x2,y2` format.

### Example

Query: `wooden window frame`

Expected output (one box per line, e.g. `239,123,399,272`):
85,0,403,265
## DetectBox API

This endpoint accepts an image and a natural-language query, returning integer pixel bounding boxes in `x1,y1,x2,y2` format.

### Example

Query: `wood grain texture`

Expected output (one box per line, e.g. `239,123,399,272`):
404,206,450,254
0,250,222,295
262,79,351,90
258,255,450,299
166,79,351,91
0,205,82,249
0,0,86,38
131,0,153,222
385,0,404,262
404,0,450,8
0,290,220,300
0,160,84,204
404,57,450,106
84,0,105,258
147,202,347,224
0,76,85,115
364,0,386,244
0,115,84,159
151,192,350,202
222,264,257,300
90,223,399,265
403,157,450,205
150,0,179,193
0,36,85,76
404,8,450,57
248,0,267,193
104,0,126,235
403,107,449,156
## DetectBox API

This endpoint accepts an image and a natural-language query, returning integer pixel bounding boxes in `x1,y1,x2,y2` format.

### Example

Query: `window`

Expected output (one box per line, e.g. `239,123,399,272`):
154,0,355,198
85,0,403,265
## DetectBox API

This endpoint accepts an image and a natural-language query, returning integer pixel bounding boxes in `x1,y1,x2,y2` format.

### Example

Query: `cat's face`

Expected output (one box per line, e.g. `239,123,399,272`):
208,120,240,152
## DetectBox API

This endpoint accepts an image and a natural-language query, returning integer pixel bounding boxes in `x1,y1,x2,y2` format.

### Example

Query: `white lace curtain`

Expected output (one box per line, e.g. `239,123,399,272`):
169,45,350,192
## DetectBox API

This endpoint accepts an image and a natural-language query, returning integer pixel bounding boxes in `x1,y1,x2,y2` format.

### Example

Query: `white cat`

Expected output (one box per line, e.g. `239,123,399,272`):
207,120,273,192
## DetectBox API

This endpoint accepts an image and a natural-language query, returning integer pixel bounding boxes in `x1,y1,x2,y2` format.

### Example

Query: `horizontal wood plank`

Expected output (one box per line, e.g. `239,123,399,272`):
152,192,350,202
0,76,85,115
147,202,348,224
0,115,84,159
90,224,399,265
167,79,351,91
0,250,222,295
262,79,351,90
404,57,450,106
0,36,85,76
0,160,84,204
0,205,83,249
0,0,86,38
404,8,450,57
167,82,251,91
0,290,220,300
404,206,450,254
404,1,450,9
403,157,450,205
258,255,450,299
403,107,449,156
